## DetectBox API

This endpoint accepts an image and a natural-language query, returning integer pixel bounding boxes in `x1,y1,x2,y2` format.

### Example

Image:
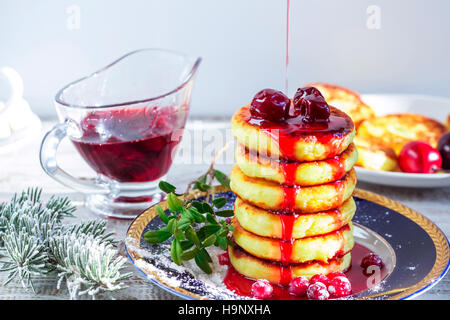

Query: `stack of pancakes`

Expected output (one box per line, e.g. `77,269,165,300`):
228,105,357,285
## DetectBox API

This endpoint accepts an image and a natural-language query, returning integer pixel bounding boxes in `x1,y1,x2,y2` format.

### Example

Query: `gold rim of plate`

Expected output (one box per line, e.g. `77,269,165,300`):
125,187,450,300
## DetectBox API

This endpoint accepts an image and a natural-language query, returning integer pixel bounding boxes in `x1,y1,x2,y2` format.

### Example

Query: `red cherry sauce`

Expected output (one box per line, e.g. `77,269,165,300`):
72,106,187,183
245,107,353,161
223,243,388,299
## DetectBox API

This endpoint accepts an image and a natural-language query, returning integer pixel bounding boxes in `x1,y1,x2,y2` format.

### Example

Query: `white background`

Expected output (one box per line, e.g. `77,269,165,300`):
1,0,449,118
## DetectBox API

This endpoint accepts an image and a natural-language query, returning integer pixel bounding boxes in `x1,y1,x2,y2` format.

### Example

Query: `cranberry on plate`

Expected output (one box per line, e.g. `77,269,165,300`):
249,89,290,122
306,282,330,300
398,141,442,173
309,274,330,287
328,276,352,298
361,252,384,275
251,279,273,299
288,276,309,296
293,87,330,123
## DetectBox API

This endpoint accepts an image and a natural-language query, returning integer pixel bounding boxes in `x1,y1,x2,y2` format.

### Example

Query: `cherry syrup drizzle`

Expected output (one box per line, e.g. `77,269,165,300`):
222,243,387,300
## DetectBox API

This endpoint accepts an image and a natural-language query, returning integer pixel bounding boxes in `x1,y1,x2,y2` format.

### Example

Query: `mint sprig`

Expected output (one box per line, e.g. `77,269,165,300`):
144,171,233,274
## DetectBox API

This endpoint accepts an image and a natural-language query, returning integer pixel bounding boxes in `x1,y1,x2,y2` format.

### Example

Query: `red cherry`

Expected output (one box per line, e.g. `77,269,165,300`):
306,282,330,300
288,276,309,296
309,274,330,287
250,89,290,122
292,87,330,123
327,272,346,280
328,276,352,298
360,253,384,275
438,132,450,169
398,141,442,173
251,279,273,299
218,252,230,265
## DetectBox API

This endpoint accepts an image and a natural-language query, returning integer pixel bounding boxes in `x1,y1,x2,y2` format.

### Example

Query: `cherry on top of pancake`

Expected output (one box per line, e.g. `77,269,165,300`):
245,105,354,138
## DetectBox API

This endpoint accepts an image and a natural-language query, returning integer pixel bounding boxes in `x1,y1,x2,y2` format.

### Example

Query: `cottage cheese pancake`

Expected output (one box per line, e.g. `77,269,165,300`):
232,220,354,264
235,142,357,186
228,244,351,285
234,196,355,239
231,105,355,162
230,165,356,213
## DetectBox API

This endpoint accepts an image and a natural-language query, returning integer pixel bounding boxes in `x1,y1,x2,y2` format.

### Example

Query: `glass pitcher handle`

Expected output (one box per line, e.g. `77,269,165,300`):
39,122,110,194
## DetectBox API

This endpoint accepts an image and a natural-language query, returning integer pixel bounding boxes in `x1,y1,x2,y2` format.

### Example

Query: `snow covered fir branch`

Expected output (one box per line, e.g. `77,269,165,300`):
0,187,131,299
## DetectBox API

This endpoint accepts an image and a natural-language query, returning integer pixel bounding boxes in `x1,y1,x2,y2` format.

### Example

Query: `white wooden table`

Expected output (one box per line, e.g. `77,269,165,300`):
0,119,448,300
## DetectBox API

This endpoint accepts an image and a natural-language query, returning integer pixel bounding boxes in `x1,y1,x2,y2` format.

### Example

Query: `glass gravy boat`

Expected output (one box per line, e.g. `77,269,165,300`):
40,49,201,218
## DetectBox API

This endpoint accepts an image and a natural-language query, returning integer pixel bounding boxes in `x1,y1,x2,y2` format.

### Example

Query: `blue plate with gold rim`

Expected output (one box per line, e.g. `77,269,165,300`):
125,187,450,300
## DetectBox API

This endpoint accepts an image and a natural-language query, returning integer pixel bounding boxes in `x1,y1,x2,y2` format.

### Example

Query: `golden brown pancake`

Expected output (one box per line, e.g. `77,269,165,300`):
357,113,446,155
305,82,376,127
229,244,351,285
233,220,354,264
230,165,356,213
231,105,355,162
234,196,356,239
235,142,357,186
354,136,398,171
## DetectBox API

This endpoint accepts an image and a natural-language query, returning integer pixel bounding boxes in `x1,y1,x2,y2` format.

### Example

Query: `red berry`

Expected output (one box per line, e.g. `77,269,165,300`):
288,276,309,296
438,132,450,170
398,141,442,173
250,89,290,122
327,272,346,280
218,252,230,265
307,282,330,300
309,274,329,287
360,253,384,275
251,279,273,299
293,87,330,123
328,276,352,298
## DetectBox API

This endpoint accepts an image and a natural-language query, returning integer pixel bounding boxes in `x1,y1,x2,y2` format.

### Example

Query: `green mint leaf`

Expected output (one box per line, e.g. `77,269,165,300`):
212,197,227,209
188,207,206,223
170,239,182,265
156,205,169,224
167,193,183,213
194,181,211,192
199,248,212,262
177,217,192,231
202,234,217,247
159,181,177,194
214,170,230,188
206,213,219,225
167,218,177,234
181,248,198,261
215,210,234,217
185,226,200,246
217,236,228,250
198,225,221,241
174,229,186,241
190,201,205,213
180,240,194,250
202,203,214,214
144,230,172,244
195,250,212,274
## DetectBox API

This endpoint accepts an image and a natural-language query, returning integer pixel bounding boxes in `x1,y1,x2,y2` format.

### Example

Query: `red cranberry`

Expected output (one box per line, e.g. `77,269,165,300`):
288,276,309,296
360,253,384,275
306,282,329,300
250,89,290,122
293,87,330,123
218,252,230,265
327,272,346,280
251,279,273,299
398,141,442,173
328,276,352,298
438,132,450,170
309,274,330,287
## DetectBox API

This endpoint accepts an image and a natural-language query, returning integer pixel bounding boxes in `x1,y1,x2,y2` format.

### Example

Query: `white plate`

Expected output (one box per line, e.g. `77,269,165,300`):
356,94,450,188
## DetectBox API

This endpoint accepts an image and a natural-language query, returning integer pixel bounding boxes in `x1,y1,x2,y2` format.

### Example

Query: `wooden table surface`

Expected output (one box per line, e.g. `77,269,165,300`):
0,119,448,300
